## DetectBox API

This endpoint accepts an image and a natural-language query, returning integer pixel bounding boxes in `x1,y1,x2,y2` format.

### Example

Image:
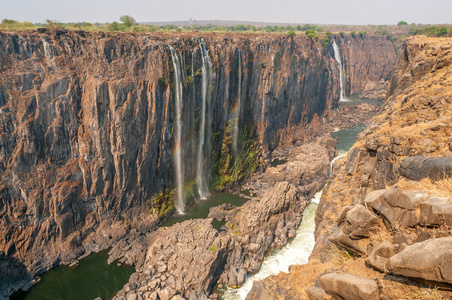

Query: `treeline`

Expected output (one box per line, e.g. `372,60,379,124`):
1,16,451,40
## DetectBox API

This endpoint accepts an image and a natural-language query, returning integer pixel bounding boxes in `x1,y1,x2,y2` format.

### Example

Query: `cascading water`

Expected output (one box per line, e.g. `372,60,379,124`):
233,49,242,181
197,41,212,199
222,191,321,300
169,46,185,214
332,40,348,102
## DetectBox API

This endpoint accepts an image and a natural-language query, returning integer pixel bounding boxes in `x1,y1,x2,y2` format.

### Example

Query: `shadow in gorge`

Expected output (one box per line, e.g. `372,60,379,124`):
0,253,31,299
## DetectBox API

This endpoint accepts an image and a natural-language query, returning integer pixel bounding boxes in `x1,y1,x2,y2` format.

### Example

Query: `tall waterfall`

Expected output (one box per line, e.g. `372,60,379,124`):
169,46,185,214
233,49,242,181
332,40,348,101
196,41,212,199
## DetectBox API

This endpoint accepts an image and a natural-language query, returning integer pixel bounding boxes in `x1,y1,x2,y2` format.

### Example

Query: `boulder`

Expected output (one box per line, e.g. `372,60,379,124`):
399,156,452,181
329,204,379,255
245,281,280,300
365,240,396,272
386,236,452,285
319,272,379,300
305,286,331,300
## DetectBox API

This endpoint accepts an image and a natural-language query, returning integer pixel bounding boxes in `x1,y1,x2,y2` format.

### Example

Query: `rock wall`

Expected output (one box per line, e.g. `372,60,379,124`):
0,30,395,294
336,35,397,99
250,36,452,300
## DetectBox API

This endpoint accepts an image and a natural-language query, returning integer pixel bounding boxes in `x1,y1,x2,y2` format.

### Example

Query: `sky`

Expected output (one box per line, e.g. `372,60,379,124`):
1,0,451,25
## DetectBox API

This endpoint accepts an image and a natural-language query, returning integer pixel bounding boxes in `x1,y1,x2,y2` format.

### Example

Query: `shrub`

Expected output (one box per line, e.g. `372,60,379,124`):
339,31,345,37
358,31,367,37
305,29,318,39
351,31,356,37
322,36,330,48
440,27,448,36
287,30,295,37
45,19,63,33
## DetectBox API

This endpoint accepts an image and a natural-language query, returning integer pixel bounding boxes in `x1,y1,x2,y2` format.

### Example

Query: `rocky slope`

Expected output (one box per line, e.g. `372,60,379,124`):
0,30,396,295
250,36,452,299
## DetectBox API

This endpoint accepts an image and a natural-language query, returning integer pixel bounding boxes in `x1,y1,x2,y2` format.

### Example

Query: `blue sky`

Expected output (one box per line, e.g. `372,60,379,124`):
1,0,451,25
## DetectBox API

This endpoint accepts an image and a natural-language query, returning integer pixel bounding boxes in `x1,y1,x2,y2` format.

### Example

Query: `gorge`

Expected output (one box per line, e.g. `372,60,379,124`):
0,30,399,299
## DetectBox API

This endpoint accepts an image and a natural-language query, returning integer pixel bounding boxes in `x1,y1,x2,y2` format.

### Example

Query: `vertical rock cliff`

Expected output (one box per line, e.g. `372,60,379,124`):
0,30,396,294
335,35,397,99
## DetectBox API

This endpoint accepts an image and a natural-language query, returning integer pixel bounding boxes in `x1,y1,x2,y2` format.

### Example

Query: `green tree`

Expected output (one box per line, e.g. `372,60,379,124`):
397,21,408,26
339,31,345,37
351,31,356,37
305,29,318,39
109,21,121,31
440,27,448,36
120,15,137,27
288,30,295,37
322,36,329,48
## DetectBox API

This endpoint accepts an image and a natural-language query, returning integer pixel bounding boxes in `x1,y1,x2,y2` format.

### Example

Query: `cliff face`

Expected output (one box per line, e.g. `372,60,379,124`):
0,30,395,293
336,35,397,99
250,36,452,299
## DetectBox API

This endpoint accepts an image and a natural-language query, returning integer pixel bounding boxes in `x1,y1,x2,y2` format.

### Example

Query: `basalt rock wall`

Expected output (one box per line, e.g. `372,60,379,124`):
335,35,397,99
0,30,395,293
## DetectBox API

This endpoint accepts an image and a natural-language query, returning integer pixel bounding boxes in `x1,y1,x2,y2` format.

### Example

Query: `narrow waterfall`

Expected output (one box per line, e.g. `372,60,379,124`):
169,46,185,214
332,40,348,101
233,49,242,181
197,42,212,199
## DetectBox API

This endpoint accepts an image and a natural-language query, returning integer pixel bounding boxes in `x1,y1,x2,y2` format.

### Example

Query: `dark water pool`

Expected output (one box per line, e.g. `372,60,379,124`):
331,124,366,155
11,250,135,300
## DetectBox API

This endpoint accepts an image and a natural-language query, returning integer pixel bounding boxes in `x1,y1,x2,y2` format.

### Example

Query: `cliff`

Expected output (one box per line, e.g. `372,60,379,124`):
250,36,452,299
336,35,397,99
0,30,395,294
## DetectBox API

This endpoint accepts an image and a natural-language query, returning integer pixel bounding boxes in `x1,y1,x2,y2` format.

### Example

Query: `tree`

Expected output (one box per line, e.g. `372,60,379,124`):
288,30,295,37
351,31,356,37
397,21,408,26
120,15,137,27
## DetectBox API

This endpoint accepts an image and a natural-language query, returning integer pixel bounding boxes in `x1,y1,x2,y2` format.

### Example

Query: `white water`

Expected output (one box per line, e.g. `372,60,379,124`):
197,42,212,199
233,49,242,181
332,40,348,102
169,46,185,214
222,191,322,300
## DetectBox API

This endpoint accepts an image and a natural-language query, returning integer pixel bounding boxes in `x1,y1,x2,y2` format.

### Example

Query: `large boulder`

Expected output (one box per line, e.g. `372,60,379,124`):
399,156,452,181
318,272,380,300
386,236,452,285
329,204,379,255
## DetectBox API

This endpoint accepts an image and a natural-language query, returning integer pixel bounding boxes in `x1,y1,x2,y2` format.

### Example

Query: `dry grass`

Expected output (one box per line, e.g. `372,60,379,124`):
396,177,452,199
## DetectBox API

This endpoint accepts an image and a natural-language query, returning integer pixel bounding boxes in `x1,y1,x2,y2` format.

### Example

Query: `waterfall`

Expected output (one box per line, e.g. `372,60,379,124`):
196,41,212,199
233,49,242,181
169,46,185,214
332,40,348,102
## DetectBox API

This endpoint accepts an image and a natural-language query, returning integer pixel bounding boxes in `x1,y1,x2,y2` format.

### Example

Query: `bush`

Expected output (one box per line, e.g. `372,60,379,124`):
287,30,295,37
351,31,356,37
322,36,330,48
45,19,63,33
339,31,345,37
397,21,408,26
359,31,367,37
440,27,448,36
305,29,318,39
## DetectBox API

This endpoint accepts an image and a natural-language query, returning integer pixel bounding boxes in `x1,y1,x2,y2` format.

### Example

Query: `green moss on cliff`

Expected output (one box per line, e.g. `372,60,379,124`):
212,121,260,190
